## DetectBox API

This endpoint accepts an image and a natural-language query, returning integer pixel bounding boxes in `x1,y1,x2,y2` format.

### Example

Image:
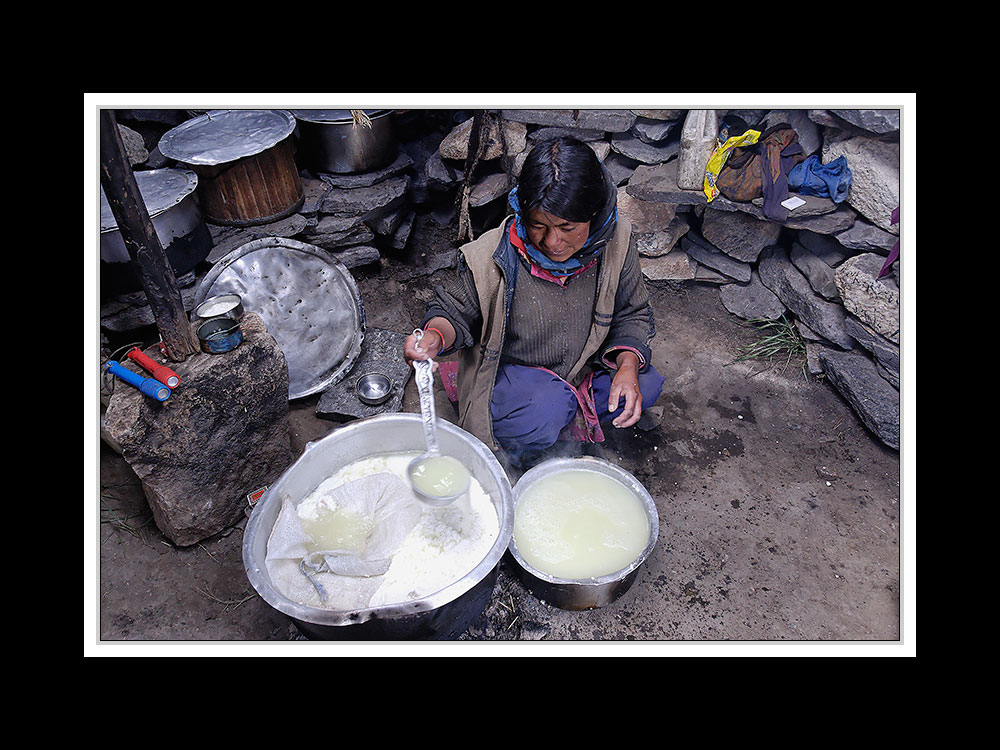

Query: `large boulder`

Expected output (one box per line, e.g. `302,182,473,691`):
789,242,840,301
640,248,696,282
719,271,786,321
627,160,707,206
844,315,900,388
682,235,752,282
439,117,527,161
828,109,900,136
759,109,822,156
617,187,679,234
609,132,680,165
500,109,637,132
823,130,899,234
102,313,295,546
834,253,900,344
833,217,898,254
320,175,410,221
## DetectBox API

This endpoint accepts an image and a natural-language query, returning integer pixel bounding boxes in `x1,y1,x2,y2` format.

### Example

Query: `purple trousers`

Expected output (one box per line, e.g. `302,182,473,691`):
490,362,665,454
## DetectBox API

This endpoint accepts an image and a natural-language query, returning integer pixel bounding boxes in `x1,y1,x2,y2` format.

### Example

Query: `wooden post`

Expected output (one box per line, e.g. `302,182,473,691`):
99,109,199,361
455,110,490,244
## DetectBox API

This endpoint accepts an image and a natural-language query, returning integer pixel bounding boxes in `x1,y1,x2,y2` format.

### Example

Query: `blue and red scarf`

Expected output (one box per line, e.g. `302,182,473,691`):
507,183,617,286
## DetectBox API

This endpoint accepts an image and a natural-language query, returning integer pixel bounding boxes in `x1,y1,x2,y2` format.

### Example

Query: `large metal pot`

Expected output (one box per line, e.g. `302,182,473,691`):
290,109,397,174
242,413,514,640
100,167,212,296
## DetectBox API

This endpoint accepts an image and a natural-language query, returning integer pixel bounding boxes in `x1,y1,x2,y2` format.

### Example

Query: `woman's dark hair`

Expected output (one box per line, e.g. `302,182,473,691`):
517,136,607,223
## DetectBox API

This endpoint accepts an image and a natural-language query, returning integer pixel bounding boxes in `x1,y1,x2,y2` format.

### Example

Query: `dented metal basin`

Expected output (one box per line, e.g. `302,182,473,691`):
242,413,514,640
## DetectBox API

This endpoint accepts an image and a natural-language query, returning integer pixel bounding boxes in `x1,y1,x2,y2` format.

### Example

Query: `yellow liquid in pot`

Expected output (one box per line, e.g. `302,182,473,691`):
513,470,650,579
409,455,470,498
300,506,374,554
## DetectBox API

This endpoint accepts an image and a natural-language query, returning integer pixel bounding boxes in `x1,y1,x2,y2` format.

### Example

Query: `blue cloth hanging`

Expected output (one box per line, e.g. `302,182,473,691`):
788,154,853,204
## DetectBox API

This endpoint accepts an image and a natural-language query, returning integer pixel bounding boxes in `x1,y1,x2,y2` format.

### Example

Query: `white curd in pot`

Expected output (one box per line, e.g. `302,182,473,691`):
291,451,499,608
513,469,650,580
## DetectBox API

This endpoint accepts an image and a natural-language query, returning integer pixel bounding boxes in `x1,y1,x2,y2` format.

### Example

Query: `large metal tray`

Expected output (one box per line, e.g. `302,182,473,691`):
195,237,365,399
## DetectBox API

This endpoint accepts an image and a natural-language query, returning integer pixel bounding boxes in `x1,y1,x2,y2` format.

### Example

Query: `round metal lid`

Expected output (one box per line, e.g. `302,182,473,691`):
100,168,199,232
194,237,366,399
158,109,297,166
289,109,393,124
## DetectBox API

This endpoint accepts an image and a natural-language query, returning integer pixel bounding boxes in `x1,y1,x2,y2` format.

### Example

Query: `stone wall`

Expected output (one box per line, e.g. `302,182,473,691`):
417,108,902,451
104,108,902,451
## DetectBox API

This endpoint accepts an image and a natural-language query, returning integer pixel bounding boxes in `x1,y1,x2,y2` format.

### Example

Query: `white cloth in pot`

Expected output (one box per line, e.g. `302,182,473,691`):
265,472,422,611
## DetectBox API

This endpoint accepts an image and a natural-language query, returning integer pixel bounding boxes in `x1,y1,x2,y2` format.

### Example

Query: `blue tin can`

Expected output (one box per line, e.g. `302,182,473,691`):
197,317,243,354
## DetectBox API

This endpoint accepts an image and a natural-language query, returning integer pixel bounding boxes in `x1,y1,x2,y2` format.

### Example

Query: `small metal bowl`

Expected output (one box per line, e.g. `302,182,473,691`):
356,373,393,405
193,293,244,323
508,456,659,611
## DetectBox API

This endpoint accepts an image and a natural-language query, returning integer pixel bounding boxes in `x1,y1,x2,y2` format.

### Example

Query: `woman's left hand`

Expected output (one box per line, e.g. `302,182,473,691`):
609,351,643,428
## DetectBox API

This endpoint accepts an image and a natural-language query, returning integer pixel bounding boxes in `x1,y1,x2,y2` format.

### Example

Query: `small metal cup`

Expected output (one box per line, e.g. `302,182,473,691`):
193,293,244,323
356,373,393,405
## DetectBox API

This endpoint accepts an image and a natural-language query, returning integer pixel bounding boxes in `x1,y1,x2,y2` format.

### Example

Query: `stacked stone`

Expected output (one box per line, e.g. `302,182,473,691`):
622,109,901,450
423,109,688,215
425,108,901,450
103,108,903,450
199,153,418,275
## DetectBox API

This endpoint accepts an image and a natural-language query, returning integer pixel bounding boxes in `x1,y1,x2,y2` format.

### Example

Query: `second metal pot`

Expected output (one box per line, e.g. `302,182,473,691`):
507,456,660,611
291,109,397,174
100,168,212,297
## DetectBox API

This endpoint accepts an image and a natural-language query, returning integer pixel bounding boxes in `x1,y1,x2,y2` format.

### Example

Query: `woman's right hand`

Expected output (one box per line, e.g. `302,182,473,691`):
403,328,444,365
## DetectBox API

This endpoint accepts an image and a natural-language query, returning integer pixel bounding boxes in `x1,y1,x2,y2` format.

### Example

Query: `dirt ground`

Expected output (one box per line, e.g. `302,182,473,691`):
90,250,909,654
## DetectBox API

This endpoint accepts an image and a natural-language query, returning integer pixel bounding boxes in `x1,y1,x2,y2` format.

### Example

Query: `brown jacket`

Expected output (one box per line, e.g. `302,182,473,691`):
453,215,637,449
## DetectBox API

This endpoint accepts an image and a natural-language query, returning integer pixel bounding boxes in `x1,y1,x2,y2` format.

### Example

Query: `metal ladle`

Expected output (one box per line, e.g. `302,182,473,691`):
407,329,470,506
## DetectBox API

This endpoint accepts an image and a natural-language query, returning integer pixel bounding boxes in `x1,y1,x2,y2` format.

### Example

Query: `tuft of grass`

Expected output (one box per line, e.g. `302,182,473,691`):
729,314,809,380
100,493,155,544
194,585,256,613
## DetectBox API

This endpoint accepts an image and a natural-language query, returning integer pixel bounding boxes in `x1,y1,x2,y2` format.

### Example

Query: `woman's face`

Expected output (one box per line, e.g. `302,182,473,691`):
525,208,591,263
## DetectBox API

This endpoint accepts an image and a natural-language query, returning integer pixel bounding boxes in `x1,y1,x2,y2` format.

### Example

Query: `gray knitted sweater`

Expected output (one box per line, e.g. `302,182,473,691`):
425,223,655,382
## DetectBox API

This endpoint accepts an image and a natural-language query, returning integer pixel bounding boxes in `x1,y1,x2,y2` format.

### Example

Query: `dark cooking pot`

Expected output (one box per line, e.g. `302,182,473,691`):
100,167,212,297
290,109,397,174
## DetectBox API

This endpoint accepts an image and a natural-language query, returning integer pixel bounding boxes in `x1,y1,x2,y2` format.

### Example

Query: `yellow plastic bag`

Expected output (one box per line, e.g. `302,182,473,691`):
703,129,761,202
